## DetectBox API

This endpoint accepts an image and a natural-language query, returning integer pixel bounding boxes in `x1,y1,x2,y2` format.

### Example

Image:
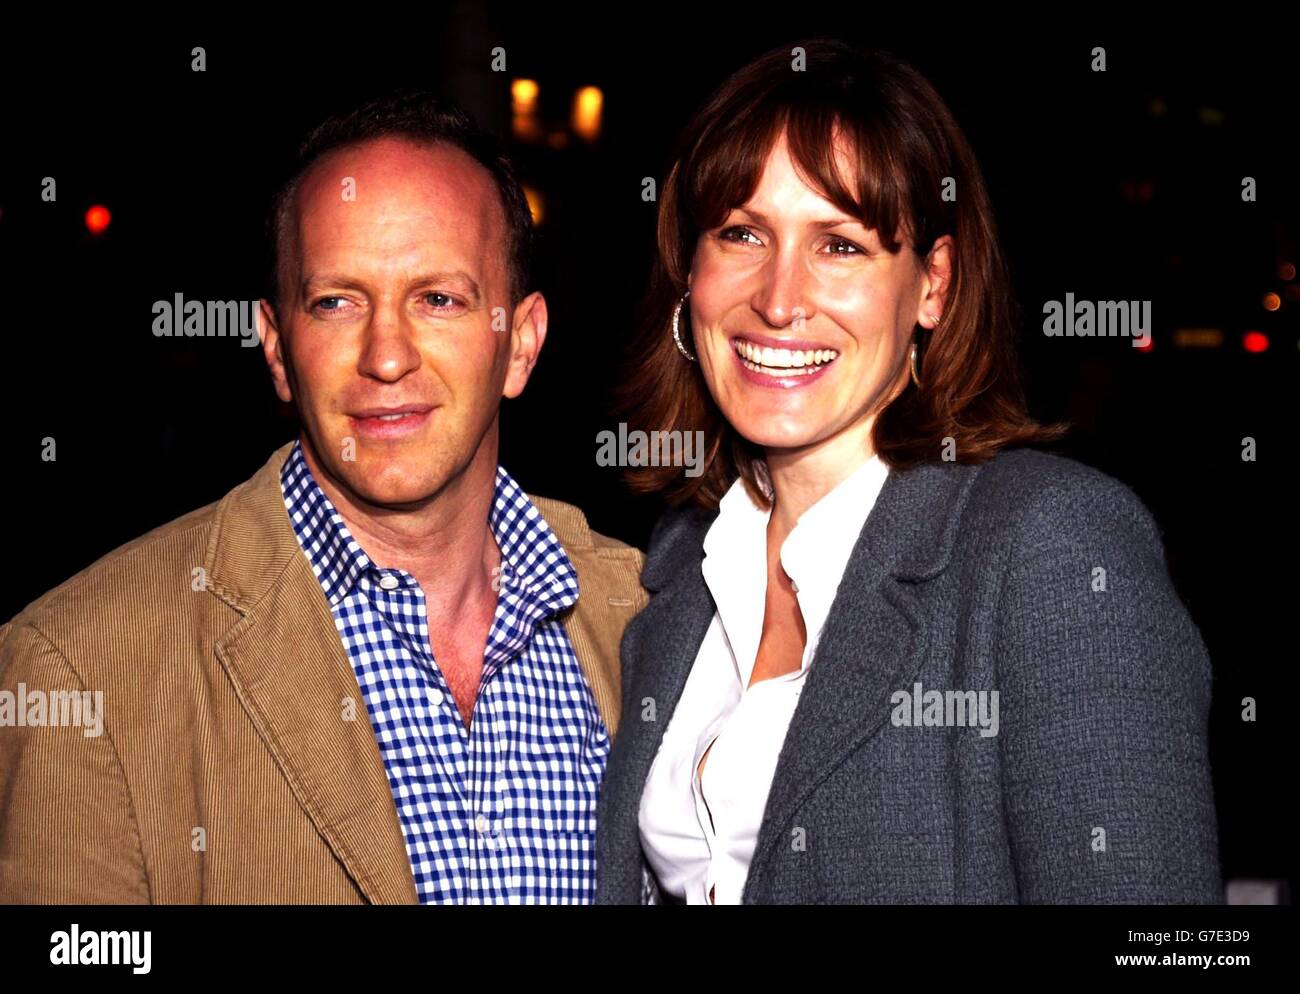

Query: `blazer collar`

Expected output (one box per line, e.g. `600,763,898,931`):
202,441,627,903
642,458,981,590
622,457,983,901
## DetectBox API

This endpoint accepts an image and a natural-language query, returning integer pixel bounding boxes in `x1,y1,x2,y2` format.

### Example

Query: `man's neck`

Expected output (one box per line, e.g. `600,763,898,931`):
298,436,502,616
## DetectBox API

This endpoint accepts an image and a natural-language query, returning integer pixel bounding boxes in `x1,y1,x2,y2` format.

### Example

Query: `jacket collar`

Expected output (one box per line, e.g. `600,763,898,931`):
642,458,982,590
202,440,624,904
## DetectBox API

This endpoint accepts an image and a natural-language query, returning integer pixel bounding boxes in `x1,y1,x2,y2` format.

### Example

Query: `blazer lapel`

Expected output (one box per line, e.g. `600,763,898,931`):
743,460,982,898
205,443,418,905
598,505,716,899
620,562,717,785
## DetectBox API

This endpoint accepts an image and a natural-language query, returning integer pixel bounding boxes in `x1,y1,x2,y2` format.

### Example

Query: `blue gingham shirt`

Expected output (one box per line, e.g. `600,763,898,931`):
280,440,609,903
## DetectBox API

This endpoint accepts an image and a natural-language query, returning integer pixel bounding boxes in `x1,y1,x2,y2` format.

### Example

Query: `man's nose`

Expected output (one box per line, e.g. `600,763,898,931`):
357,306,421,382
750,251,816,330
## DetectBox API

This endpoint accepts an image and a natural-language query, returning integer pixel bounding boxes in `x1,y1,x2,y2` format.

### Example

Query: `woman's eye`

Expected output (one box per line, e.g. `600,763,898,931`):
719,225,761,245
825,237,865,256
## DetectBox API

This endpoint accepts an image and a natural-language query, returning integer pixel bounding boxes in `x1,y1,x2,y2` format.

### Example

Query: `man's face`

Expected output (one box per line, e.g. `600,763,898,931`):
259,136,544,509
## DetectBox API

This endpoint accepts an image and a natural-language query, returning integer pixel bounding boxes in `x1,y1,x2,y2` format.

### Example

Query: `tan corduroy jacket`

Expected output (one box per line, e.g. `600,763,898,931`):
0,441,647,904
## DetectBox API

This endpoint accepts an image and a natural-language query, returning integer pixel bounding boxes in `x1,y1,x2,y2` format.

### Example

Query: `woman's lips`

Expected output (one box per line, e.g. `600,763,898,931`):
347,408,433,438
730,336,839,389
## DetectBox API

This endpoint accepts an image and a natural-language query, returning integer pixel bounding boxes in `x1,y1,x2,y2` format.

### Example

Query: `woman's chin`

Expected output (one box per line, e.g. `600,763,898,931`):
729,420,829,453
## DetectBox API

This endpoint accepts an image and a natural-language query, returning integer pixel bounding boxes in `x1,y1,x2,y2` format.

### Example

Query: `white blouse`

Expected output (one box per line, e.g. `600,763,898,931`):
638,454,890,904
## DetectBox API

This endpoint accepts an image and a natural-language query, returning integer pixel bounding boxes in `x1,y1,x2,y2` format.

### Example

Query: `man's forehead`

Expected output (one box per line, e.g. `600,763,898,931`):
297,137,498,224
285,136,507,281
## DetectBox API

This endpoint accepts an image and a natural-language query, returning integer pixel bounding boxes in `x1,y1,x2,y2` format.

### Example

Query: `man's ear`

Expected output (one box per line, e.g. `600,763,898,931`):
502,291,548,399
258,299,294,403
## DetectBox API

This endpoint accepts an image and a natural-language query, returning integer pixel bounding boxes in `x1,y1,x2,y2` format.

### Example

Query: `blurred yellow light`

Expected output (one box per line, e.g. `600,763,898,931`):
523,184,544,226
512,113,543,142
1172,328,1224,348
512,78,539,115
1262,292,1281,312
572,86,603,141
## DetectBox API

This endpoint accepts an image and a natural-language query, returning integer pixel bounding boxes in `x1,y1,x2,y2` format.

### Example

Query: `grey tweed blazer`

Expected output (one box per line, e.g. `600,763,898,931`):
596,448,1222,904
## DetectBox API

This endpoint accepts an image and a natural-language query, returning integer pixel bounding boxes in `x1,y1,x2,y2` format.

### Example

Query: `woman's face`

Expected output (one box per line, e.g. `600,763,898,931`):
688,128,951,464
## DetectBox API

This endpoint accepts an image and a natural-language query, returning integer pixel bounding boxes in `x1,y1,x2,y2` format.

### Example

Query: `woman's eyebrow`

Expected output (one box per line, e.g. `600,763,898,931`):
733,206,868,231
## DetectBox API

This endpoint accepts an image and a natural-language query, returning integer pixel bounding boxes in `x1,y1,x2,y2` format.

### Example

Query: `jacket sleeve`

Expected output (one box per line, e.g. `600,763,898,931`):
0,620,150,903
993,471,1222,904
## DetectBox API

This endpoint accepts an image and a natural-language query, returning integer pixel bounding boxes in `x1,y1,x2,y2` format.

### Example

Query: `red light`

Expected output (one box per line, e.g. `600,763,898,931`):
85,205,111,234
1135,336,1154,352
1242,331,1269,353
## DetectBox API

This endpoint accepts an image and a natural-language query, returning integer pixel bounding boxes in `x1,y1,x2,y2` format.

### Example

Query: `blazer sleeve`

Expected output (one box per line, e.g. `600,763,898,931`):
993,472,1222,904
0,620,150,903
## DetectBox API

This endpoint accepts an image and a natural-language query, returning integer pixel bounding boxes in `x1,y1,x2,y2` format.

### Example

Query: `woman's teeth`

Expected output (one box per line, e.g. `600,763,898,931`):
733,339,838,375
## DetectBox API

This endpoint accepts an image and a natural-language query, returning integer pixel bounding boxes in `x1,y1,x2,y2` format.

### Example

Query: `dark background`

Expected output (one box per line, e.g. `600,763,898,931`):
1,9,1294,897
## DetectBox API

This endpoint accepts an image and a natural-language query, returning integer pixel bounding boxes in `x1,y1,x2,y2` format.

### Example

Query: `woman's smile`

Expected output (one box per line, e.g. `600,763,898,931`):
729,334,840,388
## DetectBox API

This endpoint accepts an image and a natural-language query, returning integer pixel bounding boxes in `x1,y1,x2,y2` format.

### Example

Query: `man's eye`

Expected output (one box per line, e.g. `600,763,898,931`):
719,226,761,245
312,296,348,313
424,292,459,309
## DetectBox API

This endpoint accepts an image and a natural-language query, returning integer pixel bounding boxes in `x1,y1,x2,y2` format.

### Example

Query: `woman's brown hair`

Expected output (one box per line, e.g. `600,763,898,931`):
618,38,1065,509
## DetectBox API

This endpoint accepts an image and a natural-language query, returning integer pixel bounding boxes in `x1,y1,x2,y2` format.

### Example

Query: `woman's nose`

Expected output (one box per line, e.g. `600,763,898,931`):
750,254,815,330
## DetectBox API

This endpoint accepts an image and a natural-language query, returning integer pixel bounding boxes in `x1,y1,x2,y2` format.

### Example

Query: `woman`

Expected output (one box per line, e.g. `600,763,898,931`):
596,39,1221,904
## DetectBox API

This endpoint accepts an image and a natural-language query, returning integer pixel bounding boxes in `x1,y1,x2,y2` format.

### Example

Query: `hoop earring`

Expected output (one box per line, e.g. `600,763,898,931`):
672,291,696,362
909,340,923,388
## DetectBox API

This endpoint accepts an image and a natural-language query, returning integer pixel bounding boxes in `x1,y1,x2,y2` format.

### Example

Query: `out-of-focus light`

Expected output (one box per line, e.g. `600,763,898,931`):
572,86,603,142
547,130,570,150
523,184,544,226
1262,292,1281,312
85,204,111,234
1285,285,1300,303
1148,97,1168,117
511,78,539,115
1242,331,1269,353
1279,262,1296,281
1173,328,1224,348
511,79,542,142
1198,106,1225,125
1134,335,1155,352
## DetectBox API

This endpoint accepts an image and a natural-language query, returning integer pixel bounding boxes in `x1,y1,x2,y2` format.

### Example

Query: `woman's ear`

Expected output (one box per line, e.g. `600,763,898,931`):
918,235,954,329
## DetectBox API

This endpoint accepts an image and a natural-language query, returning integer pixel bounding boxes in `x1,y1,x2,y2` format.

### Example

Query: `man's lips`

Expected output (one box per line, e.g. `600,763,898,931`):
347,404,434,437
349,403,434,419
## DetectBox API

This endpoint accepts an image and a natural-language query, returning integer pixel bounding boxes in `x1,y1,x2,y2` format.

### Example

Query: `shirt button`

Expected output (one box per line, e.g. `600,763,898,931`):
475,814,490,834
378,574,399,590
428,688,445,708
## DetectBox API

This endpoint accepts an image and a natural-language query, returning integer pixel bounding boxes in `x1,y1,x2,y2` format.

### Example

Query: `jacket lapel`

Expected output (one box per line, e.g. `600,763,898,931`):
205,443,419,905
602,506,718,895
742,459,981,898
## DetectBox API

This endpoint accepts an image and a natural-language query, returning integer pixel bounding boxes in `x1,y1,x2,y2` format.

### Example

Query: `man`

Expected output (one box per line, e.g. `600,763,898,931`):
0,91,646,903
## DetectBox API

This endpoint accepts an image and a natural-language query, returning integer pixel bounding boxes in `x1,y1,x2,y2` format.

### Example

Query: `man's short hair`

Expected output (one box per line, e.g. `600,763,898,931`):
265,88,533,313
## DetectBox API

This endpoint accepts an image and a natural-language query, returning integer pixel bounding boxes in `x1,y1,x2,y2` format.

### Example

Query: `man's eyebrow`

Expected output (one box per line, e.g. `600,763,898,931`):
301,271,483,301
